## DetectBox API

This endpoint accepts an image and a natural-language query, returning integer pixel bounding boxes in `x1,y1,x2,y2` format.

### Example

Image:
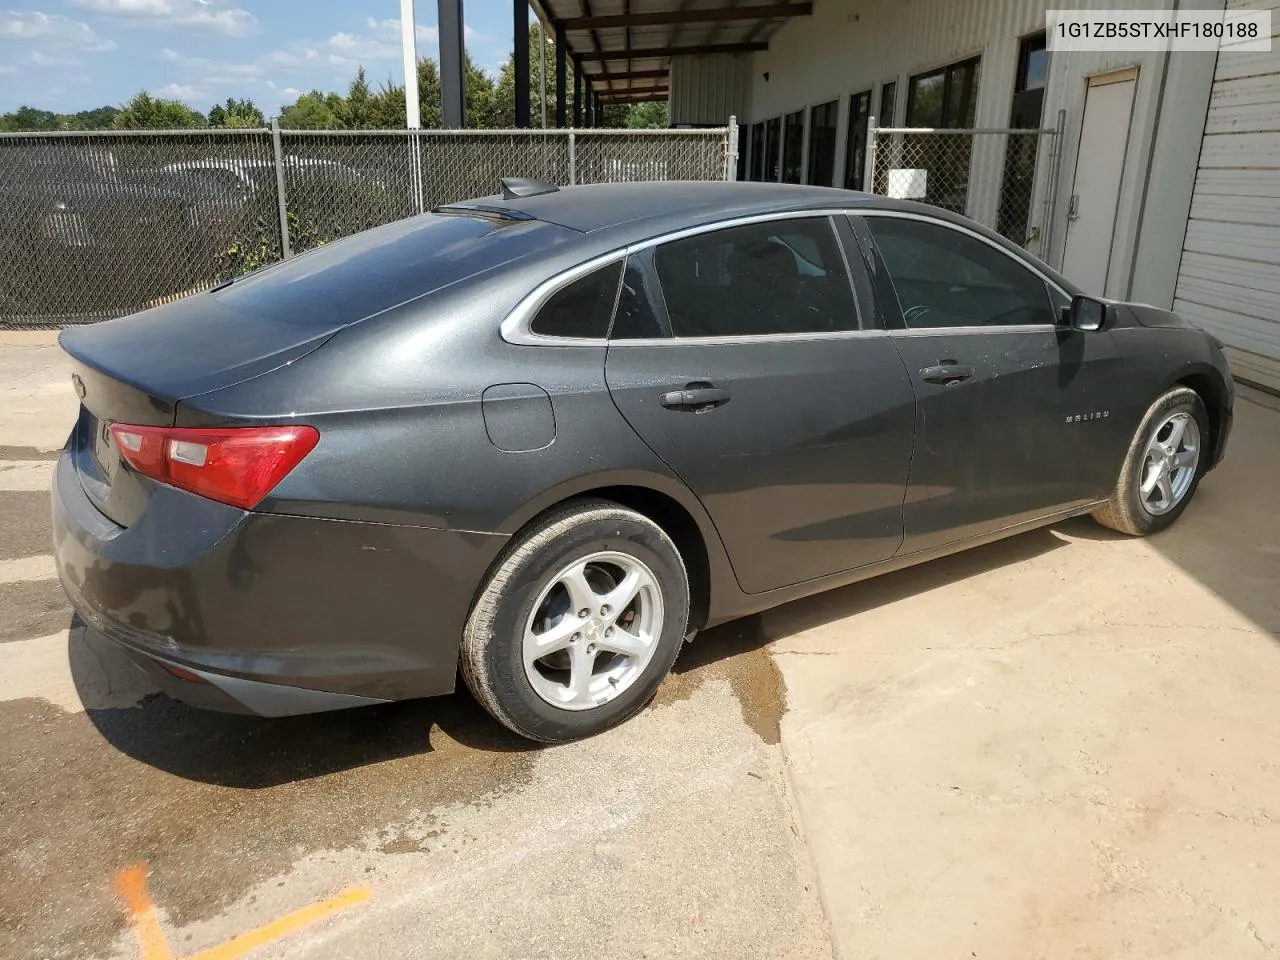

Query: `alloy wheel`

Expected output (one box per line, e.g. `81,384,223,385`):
522,551,664,711
1138,411,1200,516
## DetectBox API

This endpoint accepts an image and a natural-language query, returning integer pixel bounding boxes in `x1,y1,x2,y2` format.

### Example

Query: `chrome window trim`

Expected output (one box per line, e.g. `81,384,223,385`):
606,324,1058,348
499,207,1070,346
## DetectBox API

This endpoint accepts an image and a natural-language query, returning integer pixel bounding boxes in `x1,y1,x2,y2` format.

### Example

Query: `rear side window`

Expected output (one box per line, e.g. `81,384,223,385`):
864,216,1053,328
652,217,858,337
530,260,622,338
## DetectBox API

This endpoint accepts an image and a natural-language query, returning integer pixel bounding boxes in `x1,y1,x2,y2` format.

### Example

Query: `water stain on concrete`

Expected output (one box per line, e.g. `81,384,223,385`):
659,616,786,745
0,682,536,960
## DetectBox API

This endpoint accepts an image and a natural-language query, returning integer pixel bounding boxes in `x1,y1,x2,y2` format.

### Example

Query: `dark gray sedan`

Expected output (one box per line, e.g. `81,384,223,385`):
52,180,1234,742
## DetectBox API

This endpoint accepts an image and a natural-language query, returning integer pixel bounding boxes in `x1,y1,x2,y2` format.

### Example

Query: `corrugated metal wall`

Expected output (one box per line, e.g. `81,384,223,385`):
670,55,752,127
1174,0,1280,390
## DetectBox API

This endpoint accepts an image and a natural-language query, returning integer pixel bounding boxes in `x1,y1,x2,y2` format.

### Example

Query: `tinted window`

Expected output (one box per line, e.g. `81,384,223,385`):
808,100,838,187
782,110,805,184
530,260,622,338
865,216,1053,328
610,253,667,340
653,218,858,337
216,213,576,326
844,91,871,190
764,117,781,182
879,81,897,126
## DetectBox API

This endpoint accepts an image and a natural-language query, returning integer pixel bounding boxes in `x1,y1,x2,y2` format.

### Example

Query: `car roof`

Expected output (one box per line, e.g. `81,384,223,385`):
450,180,879,238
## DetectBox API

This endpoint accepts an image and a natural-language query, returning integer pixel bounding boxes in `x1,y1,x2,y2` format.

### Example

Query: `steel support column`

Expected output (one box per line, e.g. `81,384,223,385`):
555,22,567,128
438,0,465,127
514,0,530,128
573,59,583,127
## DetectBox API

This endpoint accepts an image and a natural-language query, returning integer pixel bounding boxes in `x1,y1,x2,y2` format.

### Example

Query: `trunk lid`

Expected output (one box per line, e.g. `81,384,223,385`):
60,292,340,527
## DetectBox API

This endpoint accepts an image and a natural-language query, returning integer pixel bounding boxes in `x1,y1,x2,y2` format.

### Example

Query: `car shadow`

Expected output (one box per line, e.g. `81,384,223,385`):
69,618,538,790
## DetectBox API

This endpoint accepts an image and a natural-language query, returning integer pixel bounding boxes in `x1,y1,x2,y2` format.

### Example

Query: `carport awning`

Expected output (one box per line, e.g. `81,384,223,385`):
529,0,810,103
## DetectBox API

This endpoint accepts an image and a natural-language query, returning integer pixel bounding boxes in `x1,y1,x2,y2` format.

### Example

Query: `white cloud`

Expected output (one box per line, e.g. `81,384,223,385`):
156,82,203,99
71,0,259,37
325,17,478,65
0,11,117,51
30,50,78,66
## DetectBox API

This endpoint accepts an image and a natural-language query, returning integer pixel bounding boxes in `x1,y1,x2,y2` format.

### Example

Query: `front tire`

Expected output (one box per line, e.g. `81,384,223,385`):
460,500,690,743
1092,386,1208,536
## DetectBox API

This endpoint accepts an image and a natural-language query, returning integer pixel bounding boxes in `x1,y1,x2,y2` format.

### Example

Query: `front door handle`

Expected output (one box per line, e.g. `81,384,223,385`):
660,383,732,413
919,362,974,385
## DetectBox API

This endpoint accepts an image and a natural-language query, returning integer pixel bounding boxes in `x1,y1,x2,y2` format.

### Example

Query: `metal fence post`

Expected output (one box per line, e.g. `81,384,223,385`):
726,115,739,181
1043,108,1067,268
270,118,292,259
568,130,576,185
863,115,877,193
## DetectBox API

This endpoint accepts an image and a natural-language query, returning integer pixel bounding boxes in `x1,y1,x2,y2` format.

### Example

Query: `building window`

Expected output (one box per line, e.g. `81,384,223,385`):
906,56,979,128
997,32,1048,244
782,110,805,184
764,116,781,182
750,120,766,181
878,81,897,126
900,56,981,215
844,90,872,190
807,101,838,187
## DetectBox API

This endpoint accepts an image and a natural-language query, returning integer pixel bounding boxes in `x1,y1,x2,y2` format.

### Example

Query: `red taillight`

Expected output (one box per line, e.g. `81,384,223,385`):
108,423,319,510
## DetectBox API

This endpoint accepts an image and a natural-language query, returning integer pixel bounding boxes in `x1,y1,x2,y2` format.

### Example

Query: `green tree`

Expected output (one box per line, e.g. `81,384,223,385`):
0,106,59,131
278,90,342,129
69,106,121,130
333,67,383,129
208,97,264,128
625,101,669,129
113,91,205,129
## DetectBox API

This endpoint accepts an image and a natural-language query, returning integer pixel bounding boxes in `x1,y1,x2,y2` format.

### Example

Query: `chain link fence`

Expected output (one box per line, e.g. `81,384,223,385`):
867,116,1064,259
0,125,733,328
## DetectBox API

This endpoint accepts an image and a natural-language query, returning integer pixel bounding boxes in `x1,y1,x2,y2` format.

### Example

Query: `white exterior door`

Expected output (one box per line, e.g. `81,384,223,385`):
1061,70,1138,296
1174,1,1280,391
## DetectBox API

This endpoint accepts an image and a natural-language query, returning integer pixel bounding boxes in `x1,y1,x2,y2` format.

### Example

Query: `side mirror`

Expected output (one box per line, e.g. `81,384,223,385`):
1064,294,1111,332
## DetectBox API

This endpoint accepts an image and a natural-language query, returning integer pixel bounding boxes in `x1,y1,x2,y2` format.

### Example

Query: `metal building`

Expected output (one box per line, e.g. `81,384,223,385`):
531,0,1278,389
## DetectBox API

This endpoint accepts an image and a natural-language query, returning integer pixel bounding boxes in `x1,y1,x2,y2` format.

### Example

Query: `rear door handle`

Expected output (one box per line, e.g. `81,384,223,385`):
660,384,732,413
919,362,974,385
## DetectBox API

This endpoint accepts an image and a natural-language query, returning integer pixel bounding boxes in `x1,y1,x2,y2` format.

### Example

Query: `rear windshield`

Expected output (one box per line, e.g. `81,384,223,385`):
215,213,576,325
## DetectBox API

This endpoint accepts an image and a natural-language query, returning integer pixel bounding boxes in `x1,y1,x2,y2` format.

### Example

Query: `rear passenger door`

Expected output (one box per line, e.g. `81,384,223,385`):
604,215,917,595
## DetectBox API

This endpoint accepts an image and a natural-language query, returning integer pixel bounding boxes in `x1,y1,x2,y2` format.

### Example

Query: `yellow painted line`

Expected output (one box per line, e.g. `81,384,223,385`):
113,863,175,960
186,886,372,960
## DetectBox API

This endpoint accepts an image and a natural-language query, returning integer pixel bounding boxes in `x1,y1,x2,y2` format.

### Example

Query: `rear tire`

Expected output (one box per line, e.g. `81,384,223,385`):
1092,386,1208,536
460,500,689,743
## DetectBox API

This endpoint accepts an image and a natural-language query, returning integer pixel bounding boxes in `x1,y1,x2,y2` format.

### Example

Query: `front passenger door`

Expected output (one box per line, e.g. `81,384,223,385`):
855,213,1122,555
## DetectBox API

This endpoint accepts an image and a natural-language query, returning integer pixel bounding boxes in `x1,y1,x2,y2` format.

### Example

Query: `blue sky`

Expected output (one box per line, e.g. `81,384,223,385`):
0,1,520,114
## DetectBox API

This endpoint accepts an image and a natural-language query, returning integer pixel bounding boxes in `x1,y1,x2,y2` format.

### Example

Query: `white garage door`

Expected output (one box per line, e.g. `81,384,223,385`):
1174,0,1280,391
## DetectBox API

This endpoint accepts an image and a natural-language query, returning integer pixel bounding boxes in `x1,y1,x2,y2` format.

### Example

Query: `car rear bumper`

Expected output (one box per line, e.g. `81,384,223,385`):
52,448,508,716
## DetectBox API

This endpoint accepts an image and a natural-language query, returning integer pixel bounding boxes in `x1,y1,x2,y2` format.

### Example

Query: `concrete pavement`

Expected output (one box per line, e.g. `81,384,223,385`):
767,388,1280,959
